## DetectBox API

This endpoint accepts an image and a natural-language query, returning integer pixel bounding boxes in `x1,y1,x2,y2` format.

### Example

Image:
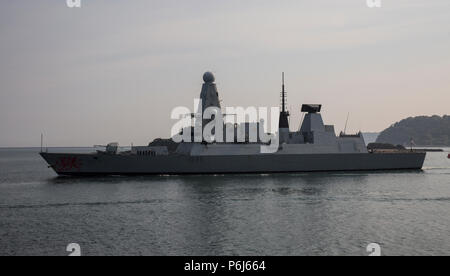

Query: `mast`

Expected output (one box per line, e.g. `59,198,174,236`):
282,72,286,113
278,72,290,145
279,72,289,129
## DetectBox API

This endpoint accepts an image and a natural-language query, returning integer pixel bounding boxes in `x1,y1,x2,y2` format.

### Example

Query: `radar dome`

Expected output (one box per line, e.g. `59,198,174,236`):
203,72,215,83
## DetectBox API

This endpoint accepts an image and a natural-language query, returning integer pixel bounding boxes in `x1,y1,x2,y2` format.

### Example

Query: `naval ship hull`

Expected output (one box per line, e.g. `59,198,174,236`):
40,152,426,176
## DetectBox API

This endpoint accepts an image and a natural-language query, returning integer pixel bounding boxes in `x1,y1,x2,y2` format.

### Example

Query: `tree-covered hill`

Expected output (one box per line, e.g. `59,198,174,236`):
376,115,450,146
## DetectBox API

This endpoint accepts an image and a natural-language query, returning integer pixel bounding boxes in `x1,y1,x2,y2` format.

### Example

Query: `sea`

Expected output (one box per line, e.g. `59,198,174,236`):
0,147,449,256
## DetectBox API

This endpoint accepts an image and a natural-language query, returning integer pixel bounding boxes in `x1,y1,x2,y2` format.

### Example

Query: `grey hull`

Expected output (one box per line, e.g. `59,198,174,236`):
40,152,426,176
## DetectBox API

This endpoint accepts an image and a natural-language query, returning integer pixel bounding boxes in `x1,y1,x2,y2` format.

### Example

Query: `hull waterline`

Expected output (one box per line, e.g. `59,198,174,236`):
40,152,426,177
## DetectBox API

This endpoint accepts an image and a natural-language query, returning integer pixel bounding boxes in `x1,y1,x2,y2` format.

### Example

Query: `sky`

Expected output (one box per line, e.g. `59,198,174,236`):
0,0,449,147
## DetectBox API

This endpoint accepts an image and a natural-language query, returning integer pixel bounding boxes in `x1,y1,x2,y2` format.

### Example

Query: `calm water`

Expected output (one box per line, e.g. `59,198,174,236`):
0,148,449,256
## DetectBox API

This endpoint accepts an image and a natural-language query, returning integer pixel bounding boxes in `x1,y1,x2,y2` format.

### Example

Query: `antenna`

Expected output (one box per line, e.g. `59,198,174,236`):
40,133,43,153
344,112,350,134
281,72,286,113
278,72,290,130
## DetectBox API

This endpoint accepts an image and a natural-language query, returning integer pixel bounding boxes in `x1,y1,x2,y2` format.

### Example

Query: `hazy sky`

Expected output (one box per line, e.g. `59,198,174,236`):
1,0,449,147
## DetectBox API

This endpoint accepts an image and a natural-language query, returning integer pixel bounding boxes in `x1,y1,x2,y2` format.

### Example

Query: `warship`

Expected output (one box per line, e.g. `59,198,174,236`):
40,72,426,176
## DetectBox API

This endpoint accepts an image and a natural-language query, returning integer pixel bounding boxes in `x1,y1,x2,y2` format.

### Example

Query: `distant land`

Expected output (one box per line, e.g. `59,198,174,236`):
376,115,450,146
